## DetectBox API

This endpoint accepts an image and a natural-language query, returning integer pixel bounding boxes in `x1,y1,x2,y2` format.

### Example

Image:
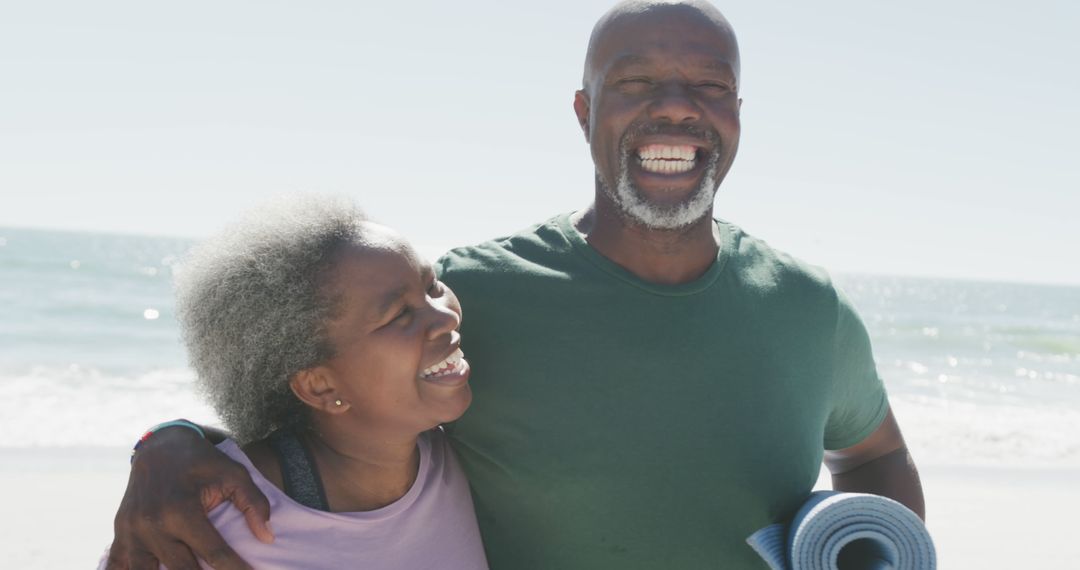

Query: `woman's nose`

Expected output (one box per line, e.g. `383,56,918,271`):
426,298,462,340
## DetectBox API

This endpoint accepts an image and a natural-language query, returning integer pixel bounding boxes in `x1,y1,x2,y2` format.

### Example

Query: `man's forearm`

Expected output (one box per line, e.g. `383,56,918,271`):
830,447,925,520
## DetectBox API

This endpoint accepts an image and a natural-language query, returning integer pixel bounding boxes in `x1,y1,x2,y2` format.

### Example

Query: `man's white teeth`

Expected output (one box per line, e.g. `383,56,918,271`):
422,348,464,378
640,157,696,174
636,144,697,174
637,144,696,160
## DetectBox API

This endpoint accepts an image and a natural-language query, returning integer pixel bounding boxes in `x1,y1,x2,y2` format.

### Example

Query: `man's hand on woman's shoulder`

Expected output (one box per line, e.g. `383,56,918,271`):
106,425,274,570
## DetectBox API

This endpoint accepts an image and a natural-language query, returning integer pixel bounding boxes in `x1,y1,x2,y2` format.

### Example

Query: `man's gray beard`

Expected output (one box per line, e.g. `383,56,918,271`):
600,149,721,231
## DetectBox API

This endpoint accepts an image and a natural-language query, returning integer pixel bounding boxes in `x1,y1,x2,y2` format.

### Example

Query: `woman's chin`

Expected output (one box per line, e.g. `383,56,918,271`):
435,383,473,425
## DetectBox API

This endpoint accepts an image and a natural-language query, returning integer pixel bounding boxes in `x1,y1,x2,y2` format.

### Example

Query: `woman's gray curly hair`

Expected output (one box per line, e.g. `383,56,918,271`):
175,195,367,444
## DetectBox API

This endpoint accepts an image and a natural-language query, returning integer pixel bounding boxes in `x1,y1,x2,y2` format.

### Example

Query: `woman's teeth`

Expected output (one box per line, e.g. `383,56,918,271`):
422,348,465,378
636,144,697,174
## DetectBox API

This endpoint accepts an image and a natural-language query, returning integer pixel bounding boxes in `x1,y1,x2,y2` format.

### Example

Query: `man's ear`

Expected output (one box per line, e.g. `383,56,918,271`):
573,90,591,143
290,367,350,414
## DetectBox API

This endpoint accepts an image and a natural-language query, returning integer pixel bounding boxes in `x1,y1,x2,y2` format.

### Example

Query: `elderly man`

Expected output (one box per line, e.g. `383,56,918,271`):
107,1,923,568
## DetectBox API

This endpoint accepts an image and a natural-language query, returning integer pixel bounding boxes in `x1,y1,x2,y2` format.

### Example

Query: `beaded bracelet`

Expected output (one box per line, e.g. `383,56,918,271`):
130,419,206,464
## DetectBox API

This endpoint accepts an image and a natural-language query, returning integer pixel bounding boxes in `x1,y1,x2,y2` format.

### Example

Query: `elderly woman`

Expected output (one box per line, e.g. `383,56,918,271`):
104,196,488,569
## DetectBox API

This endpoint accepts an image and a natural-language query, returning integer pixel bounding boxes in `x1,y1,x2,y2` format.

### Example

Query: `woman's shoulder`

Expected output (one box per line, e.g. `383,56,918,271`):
236,438,285,491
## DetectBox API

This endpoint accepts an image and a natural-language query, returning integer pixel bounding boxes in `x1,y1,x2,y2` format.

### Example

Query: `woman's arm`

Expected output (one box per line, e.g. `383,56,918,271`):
105,424,275,570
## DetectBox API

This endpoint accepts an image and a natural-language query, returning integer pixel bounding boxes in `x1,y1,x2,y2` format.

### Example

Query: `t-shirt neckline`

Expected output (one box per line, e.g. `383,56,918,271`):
218,431,432,524
555,212,735,297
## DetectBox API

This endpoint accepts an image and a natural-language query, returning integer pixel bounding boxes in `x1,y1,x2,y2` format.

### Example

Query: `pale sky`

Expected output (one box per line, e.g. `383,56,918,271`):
2,0,1077,284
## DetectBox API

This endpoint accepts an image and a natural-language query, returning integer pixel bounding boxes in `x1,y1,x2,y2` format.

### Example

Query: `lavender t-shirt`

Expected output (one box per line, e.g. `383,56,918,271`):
101,428,488,569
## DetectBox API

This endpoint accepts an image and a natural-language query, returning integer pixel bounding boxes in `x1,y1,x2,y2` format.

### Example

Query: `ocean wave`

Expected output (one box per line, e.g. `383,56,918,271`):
0,365,219,447
891,397,1080,468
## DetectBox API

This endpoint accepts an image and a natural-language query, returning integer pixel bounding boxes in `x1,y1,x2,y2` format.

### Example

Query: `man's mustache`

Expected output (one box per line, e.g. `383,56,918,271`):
619,122,720,152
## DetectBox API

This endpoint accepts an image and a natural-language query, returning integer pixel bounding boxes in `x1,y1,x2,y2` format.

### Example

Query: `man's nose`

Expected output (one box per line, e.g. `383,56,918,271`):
647,82,702,124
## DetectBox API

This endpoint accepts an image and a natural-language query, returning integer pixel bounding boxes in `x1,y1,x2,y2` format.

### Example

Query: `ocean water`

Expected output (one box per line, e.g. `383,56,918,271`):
2,226,1078,466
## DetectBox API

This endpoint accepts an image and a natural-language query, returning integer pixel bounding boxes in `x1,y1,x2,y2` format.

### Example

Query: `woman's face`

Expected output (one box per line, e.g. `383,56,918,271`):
311,224,471,434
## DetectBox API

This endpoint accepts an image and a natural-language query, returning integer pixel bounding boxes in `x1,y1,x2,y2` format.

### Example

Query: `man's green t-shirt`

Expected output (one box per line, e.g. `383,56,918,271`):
436,213,888,569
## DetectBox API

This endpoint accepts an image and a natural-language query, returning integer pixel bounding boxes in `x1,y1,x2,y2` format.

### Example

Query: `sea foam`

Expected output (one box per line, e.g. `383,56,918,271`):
0,365,219,447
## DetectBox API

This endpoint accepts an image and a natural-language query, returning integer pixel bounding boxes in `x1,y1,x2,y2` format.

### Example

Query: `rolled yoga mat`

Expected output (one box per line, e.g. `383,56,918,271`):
746,491,935,570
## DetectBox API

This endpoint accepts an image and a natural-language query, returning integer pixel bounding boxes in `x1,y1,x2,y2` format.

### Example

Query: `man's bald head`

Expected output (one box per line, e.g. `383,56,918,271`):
582,1,739,94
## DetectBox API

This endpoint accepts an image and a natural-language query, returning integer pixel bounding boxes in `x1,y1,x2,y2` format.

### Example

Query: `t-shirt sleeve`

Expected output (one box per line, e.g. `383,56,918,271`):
434,251,462,283
823,289,890,450
434,254,450,279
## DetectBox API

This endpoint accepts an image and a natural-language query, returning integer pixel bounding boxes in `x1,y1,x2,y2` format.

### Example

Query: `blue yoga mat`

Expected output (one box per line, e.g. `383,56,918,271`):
746,491,935,570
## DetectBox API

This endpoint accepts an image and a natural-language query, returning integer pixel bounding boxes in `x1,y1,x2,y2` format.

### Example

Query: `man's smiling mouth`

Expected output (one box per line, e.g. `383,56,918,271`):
636,144,699,174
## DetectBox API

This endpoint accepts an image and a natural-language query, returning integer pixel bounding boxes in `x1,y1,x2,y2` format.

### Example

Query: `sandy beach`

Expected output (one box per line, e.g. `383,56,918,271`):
1,447,131,568
2,445,1076,568
914,464,1080,568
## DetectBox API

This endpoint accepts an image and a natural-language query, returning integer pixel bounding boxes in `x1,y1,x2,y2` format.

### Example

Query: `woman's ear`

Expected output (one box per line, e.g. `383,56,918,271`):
290,367,350,414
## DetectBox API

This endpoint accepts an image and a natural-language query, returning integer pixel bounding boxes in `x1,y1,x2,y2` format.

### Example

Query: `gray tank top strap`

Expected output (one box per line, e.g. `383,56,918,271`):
267,429,331,512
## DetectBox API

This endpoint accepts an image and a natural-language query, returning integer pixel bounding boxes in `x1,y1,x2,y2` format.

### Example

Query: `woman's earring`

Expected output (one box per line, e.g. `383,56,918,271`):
334,399,343,407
